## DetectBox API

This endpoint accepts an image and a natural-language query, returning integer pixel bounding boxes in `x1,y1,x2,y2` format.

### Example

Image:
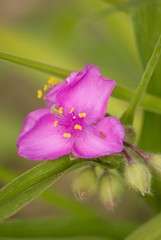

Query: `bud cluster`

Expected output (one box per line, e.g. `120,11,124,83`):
71,126,161,210
72,166,122,209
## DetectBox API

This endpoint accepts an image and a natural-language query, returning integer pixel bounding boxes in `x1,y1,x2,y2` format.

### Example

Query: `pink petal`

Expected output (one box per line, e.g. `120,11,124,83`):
17,114,73,160
17,108,50,142
45,70,85,107
46,65,115,123
72,116,125,158
46,82,66,107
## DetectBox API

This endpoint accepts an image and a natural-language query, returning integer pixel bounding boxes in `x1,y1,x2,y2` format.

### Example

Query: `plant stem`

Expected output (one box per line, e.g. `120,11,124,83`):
121,34,161,125
1,51,161,115
0,52,71,78
122,149,134,164
123,141,149,161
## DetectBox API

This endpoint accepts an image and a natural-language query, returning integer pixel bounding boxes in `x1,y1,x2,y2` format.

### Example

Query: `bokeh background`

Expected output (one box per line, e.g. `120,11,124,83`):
0,0,160,228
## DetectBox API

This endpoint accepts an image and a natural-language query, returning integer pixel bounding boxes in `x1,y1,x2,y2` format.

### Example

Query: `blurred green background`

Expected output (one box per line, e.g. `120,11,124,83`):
0,0,160,227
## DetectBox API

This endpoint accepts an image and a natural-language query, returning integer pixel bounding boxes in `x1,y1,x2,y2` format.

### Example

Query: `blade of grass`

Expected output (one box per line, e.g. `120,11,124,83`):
0,164,98,217
1,51,161,115
0,52,71,78
121,34,161,125
0,157,95,222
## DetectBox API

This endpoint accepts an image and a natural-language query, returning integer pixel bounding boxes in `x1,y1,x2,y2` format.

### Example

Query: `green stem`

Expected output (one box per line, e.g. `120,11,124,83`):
121,34,161,125
1,51,161,115
0,52,71,78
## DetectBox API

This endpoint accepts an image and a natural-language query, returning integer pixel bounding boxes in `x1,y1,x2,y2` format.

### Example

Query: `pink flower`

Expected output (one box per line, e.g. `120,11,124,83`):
17,65,125,160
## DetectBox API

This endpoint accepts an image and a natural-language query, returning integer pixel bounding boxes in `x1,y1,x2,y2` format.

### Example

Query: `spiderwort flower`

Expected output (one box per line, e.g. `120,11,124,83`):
17,65,125,160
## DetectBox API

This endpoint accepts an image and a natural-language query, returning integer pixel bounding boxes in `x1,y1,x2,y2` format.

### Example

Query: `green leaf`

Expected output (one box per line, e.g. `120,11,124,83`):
133,0,161,153
1,52,161,115
125,213,161,240
0,217,137,239
121,34,161,125
0,164,98,217
113,85,161,115
0,52,71,78
130,0,161,209
0,157,90,222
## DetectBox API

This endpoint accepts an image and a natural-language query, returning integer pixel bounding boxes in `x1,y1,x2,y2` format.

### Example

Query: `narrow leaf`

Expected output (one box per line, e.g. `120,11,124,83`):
134,0,161,153
0,52,71,78
1,52,161,115
121,34,161,125
0,165,97,217
0,157,89,222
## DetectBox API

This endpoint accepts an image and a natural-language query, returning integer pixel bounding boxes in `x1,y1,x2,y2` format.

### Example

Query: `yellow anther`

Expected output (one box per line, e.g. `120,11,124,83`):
37,90,43,99
54,120,58,127
63,133,71,138
74,124,82,130
78,112,86,118
70,107,74,113
43,84,48,91
58,107,63,114
48,77,58,86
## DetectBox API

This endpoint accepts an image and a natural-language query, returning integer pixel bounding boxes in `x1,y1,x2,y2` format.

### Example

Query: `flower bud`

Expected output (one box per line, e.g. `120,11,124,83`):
95,166,104,178
124,126,136,144
72,167,97,201
99,172,122,209
124,163,151,195
147,155,161,176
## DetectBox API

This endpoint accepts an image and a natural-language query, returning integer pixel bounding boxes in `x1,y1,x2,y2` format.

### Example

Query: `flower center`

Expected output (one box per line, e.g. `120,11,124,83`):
53,106,86,138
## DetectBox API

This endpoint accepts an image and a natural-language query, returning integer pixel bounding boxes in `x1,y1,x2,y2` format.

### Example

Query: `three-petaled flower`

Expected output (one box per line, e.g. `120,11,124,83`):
17,65,125,160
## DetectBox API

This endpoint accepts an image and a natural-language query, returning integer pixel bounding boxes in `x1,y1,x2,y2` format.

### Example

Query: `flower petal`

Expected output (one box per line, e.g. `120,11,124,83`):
17,113,73,160
46,65,115,123
72,116,125,158
17,108,50,142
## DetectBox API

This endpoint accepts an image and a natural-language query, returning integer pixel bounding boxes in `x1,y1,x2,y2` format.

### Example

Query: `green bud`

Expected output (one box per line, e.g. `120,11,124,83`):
148,155,161,176
124,163,151,196
72,167,97,201
95,166,104,178
124,126,136,144
99,172,122,209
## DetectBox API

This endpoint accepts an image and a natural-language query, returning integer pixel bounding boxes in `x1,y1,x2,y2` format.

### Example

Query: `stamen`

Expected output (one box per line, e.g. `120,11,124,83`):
69,107,74,113
58,107,63,114
74,124,82,130
48,77,58,86
43,84,48,91
54,121,58,127
63,133,71,138
73,116,76,119
37,90,43,99
78,112,86,118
